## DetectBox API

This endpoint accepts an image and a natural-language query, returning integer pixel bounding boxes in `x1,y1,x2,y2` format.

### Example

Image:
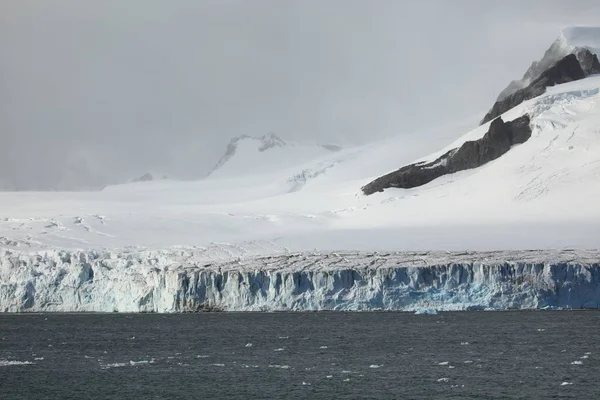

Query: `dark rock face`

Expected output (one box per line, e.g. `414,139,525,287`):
132,173,153,183
481,53,588,125
576,48,600,76
362,115,531,195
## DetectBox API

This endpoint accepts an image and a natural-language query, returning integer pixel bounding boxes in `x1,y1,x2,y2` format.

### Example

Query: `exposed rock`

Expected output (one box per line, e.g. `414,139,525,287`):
481,54,588,125
576,47,600,75
132,173,153,183
258,132,286,152
362,115,531,195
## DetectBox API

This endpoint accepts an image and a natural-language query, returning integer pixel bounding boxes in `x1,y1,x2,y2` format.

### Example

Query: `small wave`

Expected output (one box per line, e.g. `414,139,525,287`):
438,361,449,366
212,363,225,367
245,343,253,348
102,362,127,369
268,364,290,369
571,360,583,365
437,378,450,383
0,360,34,367
273,348,285,352
369,364,382,369
130,359,155,366
319,346,328,349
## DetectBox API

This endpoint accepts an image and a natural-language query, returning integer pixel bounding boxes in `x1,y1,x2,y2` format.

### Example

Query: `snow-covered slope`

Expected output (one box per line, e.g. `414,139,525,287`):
1,76,600,252
207,133,340,179
497,26,600,101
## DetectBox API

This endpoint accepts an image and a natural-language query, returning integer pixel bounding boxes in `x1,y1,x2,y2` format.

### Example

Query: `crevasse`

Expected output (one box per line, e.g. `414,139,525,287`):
1,250,599,312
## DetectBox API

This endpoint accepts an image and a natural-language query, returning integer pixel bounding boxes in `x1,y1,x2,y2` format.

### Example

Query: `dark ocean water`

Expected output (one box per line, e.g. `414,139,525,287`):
1,311,599,399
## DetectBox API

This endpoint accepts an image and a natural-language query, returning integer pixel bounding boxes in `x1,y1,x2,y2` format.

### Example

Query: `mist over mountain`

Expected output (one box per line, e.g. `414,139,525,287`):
2,1,600,190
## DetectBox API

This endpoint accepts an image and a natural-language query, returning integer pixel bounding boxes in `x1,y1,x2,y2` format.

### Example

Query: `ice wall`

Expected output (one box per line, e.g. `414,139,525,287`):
1,249,599,312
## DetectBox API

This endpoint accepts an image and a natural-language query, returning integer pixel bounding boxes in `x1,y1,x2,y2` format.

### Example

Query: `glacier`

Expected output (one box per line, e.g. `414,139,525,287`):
2,248,599,313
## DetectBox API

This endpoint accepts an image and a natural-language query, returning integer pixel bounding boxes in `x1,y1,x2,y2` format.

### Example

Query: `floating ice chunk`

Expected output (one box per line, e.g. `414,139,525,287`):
245,343,253,348
437,378,450,383
571,360,583,365
448,366,455,369
460,342,469,345
34,357,44,361
463,360,473,364
438,361,449,366
302,382,311,386
319,346,328,349
561,382,573,386
274,348,285,352
326,375,333,379
415,308,438,315
581,355,589,359
537,329,546,332
369,364,382,369
343,378,350,382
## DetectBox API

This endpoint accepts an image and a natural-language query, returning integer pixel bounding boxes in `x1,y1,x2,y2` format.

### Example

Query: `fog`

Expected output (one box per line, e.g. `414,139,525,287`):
2,0,600,190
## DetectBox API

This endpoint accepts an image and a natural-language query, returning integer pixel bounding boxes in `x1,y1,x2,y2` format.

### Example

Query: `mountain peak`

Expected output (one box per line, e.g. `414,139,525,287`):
496,26,600,102
560,26,600,52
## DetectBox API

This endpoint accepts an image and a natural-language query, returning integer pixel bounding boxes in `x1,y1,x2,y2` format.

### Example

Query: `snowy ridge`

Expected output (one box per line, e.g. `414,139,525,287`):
1,249,599,312
207,133,339,179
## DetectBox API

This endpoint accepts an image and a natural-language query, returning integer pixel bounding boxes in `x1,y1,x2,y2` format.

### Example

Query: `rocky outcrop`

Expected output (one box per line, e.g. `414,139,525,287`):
132,173,154,183
481,53,592,125
362,115,531,195
576,47,600,76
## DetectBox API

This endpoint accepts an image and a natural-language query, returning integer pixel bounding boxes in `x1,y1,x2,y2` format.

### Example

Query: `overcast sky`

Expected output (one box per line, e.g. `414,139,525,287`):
2,0,600,190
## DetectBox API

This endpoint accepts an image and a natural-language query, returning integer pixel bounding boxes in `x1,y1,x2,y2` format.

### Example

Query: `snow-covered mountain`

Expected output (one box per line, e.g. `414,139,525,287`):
2,27,600,312
496,26,600,101
208,133,341,179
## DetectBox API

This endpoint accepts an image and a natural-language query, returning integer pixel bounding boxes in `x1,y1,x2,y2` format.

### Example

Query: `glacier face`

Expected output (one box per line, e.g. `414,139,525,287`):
1,249,600,313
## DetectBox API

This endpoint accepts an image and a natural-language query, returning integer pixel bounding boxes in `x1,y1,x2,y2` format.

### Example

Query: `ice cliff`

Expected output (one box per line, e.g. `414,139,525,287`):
1,249,599,313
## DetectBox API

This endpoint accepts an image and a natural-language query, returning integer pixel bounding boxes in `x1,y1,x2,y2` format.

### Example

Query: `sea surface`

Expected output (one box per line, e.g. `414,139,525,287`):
1,311,599,399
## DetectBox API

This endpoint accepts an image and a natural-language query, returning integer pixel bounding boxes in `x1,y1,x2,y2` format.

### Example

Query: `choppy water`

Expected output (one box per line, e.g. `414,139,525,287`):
1,312,599,399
